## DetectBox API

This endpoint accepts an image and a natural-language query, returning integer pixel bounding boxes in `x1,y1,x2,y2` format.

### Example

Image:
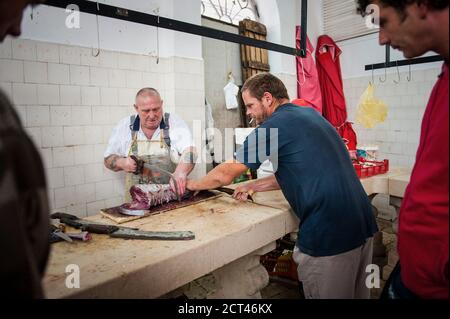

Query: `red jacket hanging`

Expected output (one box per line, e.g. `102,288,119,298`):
315,35,357,151
296,26,322,114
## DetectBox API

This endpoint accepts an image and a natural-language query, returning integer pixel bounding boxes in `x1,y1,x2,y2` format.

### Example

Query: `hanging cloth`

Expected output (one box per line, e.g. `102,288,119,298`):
296,26,323,114
356,83,388,129
316,35,358,151
223,74,239,110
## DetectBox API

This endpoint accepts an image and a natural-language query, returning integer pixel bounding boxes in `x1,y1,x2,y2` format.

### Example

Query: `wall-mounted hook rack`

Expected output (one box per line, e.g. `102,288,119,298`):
365,45,443,71
43,0,308,58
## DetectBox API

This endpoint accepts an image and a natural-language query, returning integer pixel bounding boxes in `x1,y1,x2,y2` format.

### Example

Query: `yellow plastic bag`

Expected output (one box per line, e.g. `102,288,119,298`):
356,84,388,129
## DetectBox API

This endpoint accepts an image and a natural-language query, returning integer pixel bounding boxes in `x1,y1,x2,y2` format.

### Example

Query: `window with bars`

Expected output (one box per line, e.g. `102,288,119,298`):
201,0,259,25
323,0,378,42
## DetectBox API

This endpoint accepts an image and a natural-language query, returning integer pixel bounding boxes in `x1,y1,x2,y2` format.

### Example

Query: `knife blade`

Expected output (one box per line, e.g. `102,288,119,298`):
110,228,195,241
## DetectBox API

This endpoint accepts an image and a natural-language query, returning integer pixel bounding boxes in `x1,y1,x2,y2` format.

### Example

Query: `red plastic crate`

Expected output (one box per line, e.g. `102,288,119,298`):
353,159,389,179
367,166,374,177
373,165,380,175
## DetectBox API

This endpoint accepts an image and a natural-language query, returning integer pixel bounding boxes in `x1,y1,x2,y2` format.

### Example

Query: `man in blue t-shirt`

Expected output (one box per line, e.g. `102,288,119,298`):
187,73,377,299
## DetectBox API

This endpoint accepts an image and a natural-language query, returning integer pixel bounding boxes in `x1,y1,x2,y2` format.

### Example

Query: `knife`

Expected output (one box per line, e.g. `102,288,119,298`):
214,187,255,202
51,212,195,241
182,187,254,202
49,224,73,243
110,228,195,241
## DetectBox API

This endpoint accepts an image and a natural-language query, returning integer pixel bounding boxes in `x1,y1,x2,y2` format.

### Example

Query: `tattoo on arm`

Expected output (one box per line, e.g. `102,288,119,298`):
105,155,121,171
182,151,197,164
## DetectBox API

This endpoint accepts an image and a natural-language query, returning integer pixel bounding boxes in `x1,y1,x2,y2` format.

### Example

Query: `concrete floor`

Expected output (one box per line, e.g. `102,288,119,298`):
262,278,383,299
261,277,304,299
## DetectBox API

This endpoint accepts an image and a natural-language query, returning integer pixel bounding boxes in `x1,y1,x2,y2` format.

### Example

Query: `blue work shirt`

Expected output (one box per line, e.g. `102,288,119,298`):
236,103,378,257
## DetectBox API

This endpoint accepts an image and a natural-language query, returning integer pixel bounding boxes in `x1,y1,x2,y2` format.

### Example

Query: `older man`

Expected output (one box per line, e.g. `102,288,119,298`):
357,0,448,299
0,0,50,298
104,88,196,201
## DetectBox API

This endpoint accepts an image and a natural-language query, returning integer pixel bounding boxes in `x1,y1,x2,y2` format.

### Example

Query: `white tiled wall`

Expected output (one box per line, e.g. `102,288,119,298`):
0,38,205,217
343,66,442,167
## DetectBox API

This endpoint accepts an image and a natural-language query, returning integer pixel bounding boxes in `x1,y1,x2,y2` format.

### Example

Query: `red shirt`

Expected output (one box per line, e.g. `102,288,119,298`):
398,63,449,299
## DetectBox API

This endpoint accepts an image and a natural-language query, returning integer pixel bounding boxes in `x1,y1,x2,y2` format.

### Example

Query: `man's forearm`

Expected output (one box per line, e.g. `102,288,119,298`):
188,160,248,191
174,162,195,177
104,155,124,172
248,174,280,192
188,169,229,190
174,147,197,177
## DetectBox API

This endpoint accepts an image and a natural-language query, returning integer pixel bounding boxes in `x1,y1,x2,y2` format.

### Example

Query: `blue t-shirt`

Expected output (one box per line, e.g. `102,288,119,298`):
236,104,378,257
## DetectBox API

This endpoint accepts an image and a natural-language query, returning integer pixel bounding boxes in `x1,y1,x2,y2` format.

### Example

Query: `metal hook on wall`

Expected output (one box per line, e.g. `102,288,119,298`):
153,7,160,64
407,61,412,82
379,64,387,83
92,1,101,57
379,44,389,83
393,60,401,84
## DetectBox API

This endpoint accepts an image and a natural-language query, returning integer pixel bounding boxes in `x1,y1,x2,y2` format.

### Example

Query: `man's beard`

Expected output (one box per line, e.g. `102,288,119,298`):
255,109,269,125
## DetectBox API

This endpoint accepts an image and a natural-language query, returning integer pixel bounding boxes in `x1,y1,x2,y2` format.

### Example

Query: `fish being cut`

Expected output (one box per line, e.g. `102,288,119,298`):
120,184,177,215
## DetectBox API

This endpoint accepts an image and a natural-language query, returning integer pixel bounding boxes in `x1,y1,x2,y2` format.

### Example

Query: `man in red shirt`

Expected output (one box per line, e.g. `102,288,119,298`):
357,0,448,299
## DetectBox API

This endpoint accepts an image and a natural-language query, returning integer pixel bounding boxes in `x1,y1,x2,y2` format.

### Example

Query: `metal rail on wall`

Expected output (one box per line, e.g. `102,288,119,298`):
365,45,444,71
43,0,309,58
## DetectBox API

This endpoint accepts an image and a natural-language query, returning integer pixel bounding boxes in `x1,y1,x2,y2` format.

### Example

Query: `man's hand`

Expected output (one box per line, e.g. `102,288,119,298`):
120,157,137,173
104,155,137,173
171,171,187,196
232,183,255,201
170,147,196,196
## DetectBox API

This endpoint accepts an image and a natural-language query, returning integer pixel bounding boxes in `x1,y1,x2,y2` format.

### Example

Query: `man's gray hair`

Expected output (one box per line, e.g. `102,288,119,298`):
135,87,161,99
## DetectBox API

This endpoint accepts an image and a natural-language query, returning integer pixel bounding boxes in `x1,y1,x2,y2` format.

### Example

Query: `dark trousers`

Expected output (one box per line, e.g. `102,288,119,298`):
380,262,419,299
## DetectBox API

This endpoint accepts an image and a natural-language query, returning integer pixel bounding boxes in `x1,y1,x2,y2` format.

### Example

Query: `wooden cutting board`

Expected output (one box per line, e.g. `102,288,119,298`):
100,191,221,224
